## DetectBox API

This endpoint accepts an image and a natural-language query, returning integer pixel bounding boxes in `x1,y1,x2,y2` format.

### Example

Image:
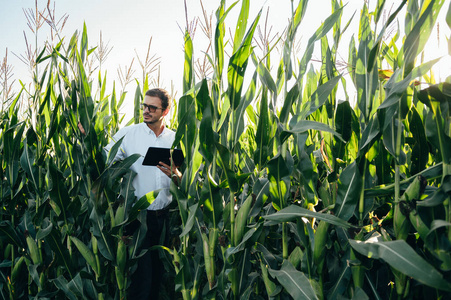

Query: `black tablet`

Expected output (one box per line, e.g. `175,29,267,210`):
142,147,184,166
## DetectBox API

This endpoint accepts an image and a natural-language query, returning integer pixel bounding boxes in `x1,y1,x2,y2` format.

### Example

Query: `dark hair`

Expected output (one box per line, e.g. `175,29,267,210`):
145,88,171,110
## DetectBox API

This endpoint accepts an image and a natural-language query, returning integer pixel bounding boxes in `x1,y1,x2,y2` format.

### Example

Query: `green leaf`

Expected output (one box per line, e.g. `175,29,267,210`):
267,153,291,210
200,170,223,227
183,31,194,94
133,83,142,124
70,236,100,275
298,6,343,79
249,178,270,217
215,142,238,193
90,208,114,261
226,223,262,257
231,71,257,149
179,203,199,237
398,0,445,72
108,154,140,180
213,1,229,86
334,162,362,221
227,9,261,110
358,114,381,156
409,107,429,174
257,61,277,101
36,221,53,240
234,195,253,246
232,0,249,53
367,0,407,72
300,75,342,119
382,118,406,165
48,161,70,222
282,120,343,144
280,83,300,124
447,0,451,28
80,22,88,62
263,205,354,228
52,276,78,300
327,259,352,299
129,189,160,221
20,143,39,194
335,100,354,142
378,58,440,111
350,238,451,292
254,90,274,168
365,163,443,198
174,94,197,176
268,260,318,300
0,221,25,249
45,227,73,277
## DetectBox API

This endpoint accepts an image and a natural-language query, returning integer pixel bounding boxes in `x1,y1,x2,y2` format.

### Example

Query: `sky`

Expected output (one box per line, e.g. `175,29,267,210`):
1,0,450,119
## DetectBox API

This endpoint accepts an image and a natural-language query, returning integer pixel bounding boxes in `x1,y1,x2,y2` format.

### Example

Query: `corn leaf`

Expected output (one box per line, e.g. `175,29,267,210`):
379,58,440,111
327,259,352,299
90,208,115,261
128,189,160,221
179,203,199,238
70,236,100,275
334,161,362,221
0,221,25,249
44,227,73,277
281,120,343,144
409,107,429,174
53,275,78,300
267,153,291,210
227,9,261,111
254,90,273,168
350,238,451,292
232,0,249,53
200,171,223,228
268,260,318,300
300,75,341,119
298,6,343,79
234,195,253,246
183,31,193,94
19,143,40,195
355,4,377,122
264,205,353,228
282,0,309,81
231,71,257,148
398,0,445,73
279,83,300,124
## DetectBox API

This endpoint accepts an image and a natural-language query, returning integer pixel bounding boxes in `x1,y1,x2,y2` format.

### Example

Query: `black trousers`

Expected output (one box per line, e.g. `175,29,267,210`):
128,209,169,300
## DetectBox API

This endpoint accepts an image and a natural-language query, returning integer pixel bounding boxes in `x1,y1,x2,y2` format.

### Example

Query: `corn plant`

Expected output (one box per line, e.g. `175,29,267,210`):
1,0,451,299
0,17,159,298
166,0,451,299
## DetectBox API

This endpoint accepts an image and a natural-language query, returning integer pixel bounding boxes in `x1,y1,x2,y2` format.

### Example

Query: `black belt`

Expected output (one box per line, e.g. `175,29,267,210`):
147,208,169,217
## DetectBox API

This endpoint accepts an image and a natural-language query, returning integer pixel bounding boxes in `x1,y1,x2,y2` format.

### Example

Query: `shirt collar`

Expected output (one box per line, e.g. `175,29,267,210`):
142,122,168,137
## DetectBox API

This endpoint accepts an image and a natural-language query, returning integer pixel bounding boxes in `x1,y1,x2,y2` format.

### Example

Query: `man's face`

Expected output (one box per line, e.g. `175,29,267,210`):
142,95,168,124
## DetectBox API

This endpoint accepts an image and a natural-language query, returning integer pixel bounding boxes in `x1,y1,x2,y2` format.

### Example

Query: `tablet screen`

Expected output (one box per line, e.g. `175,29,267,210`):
142,147,184,166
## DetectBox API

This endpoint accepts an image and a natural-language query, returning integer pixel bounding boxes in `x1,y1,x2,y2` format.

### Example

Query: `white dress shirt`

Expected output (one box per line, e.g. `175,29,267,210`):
105,123,176,210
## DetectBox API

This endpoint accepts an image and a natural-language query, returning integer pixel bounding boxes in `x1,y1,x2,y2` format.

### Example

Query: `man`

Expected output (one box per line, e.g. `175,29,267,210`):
105,88,181,299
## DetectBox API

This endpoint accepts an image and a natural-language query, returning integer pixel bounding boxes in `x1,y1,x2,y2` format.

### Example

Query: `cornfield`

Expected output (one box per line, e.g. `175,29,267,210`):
1,0,451,299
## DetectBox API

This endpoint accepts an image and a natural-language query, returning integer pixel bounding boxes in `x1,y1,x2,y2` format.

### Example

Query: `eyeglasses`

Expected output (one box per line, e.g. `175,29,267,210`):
141,103,164,112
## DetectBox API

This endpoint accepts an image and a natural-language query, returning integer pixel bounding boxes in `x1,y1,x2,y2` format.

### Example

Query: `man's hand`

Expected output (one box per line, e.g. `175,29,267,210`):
157,160,182,185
